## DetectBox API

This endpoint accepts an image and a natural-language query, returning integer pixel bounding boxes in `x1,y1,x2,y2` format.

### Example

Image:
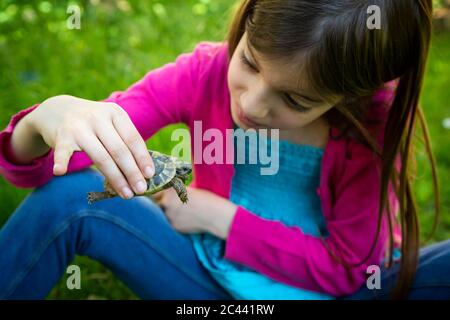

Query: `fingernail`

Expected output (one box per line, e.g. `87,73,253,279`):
145,166,154,178
121,187,133,199
136,181,147,193
53,164,60,172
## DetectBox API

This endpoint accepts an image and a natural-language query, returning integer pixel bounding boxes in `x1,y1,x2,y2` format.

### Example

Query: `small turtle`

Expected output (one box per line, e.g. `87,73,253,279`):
87,150,192,204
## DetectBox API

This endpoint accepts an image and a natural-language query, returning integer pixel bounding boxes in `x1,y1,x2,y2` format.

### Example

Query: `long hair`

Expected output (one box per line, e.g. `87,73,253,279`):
225,0,439,299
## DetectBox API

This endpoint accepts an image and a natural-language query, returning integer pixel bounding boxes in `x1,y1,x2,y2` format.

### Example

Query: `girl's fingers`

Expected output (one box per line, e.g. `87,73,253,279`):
95,121,148,195
75,131,133,199
112,111,155,178
53,140,76,176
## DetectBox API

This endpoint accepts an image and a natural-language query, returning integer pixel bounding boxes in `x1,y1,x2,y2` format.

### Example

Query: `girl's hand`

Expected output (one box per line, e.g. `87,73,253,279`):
26,95,155,199
154,187,238,238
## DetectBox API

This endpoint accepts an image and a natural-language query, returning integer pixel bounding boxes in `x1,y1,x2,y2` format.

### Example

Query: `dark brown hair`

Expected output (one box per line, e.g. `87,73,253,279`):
226,0,440,299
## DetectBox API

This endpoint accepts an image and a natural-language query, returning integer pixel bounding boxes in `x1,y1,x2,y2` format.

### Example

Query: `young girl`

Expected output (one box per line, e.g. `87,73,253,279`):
0,0,448,300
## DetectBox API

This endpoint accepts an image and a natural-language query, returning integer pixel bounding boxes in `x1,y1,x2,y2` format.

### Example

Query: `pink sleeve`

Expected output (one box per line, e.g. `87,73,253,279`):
0,43,206,188
224,143,395,297
0,104,55,187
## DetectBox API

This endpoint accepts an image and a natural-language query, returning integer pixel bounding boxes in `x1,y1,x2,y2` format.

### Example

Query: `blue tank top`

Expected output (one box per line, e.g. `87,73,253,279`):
189,130,334,299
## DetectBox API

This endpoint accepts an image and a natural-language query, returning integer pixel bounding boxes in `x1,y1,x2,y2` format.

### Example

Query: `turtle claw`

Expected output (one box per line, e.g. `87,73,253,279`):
180,194,188,204
87,192,103,205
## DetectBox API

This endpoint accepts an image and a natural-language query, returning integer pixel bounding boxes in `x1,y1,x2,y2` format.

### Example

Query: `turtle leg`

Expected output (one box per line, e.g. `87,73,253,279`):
170,177,188,203
87,191,117,204
87,180,120,204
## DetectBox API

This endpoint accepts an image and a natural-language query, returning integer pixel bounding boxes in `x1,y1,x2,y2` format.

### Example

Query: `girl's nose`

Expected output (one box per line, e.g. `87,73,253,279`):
241,94,270,120
241,102,269,120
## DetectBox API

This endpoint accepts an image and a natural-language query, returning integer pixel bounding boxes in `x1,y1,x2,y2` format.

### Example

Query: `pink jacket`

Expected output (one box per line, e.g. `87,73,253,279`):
0,41,400,296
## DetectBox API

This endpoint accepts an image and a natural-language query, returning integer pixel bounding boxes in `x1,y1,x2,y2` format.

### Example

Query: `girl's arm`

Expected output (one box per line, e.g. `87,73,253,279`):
0,43,205,188
223,144,397,297
0,104,55,188
7,105,51,165
221,80,400,297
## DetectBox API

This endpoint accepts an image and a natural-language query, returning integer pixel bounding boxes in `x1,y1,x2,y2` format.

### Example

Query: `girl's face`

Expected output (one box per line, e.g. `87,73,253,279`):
228,32,340,132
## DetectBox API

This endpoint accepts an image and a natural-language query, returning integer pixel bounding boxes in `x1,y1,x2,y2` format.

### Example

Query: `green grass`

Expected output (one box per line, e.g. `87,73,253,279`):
0,0,233,300
0,1,449,299
415,31,450,243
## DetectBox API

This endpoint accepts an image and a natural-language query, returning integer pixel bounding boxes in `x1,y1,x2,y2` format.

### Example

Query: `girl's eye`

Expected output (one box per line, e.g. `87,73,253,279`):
240,50,310,113
283,94,310,113
239,52,257,72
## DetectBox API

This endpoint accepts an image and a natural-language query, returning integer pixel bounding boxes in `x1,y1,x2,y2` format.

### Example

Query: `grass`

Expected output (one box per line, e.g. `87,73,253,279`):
0,1,449,299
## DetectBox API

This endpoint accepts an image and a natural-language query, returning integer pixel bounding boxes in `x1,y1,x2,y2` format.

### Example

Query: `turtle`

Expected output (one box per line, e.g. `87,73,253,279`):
87,150,192,205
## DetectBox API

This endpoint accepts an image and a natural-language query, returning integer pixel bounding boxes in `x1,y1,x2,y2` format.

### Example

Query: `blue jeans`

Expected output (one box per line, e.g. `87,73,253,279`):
0,169,449,300
0,169,233,300
341,239,450,300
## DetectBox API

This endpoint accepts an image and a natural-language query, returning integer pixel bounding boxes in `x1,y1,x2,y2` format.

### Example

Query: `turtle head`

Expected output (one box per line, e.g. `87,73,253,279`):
176,161,192,177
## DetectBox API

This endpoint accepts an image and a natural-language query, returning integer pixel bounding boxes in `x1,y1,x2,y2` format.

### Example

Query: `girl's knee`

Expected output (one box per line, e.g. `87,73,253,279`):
38,168,103,195
23,169,104,220
20,169,166,233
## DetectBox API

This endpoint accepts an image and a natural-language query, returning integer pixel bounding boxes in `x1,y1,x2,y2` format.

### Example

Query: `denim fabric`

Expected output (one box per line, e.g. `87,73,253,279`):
190,134,332,299
341,239,450,300
0,169,233,300
1,168,449,300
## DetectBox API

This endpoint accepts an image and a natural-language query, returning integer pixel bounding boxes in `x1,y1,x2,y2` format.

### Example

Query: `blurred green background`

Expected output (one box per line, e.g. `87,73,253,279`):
0,0,449,299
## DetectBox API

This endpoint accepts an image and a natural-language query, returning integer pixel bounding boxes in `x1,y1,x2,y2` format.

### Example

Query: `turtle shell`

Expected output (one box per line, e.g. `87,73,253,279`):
147,150,177,191
102,150,186,196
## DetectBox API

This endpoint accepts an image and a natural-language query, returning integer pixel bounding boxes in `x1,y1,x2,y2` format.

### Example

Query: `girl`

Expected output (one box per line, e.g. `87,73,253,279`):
0,0,448,300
